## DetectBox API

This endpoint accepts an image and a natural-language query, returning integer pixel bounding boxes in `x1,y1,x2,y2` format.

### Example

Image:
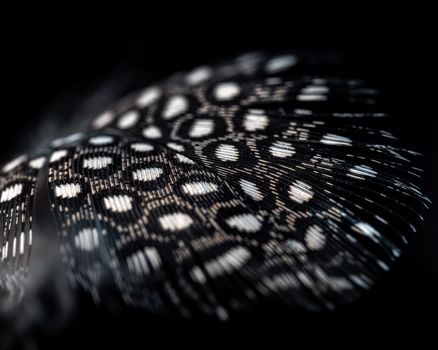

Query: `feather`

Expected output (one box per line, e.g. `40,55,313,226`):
0,52,430,318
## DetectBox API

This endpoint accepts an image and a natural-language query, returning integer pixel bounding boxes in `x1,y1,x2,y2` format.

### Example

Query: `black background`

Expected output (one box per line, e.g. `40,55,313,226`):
1,3,436,347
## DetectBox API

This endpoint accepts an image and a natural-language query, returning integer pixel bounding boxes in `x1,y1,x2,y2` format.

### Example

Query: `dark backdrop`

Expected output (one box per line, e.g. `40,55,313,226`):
1,3,436,346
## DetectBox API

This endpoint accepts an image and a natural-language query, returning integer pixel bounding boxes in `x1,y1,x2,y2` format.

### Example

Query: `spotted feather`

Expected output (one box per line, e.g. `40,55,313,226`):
0,52,430,318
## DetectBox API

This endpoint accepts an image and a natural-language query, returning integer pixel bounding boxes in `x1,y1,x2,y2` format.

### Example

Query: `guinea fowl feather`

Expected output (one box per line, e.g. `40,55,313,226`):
0,52,430,319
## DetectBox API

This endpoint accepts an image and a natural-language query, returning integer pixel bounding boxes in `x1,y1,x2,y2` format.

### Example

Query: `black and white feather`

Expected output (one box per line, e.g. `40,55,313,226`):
0,52,430,319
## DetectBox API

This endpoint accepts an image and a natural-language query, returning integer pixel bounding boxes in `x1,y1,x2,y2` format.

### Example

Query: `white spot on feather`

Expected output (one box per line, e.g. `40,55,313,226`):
297,94,327,101
117,110,140,129
181,181,218,196
265,55,297,73
239,179,264,201
1,184,24,202
89,135,114,145
83,156,113,170
128,247,161,275
162,95,188,119
305,225,326,250
269,141,295,158
103,195,133,213
213,82,240,101
2,155,27,173
321,134,352,146
215,144,239,162
288,181,314,203
54,183,81,198
189,119,214,138
74,228,99,251
226,213,262,233
92,111,115,129
51,133,84,148
50,149,68,163
132,168,163,181
243,113,269,131
136,87,161,108
301,85,329,94
29,157,46,169
167,142,185,152
204,246,251,278
142,126,162,139
185,66,212,85
131,143,154,152
159,212,193,231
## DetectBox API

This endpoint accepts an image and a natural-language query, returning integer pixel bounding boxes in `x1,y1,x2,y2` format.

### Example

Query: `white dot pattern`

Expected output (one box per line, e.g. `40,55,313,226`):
136,87,161,108
189,119,215,138
142,126,162,139
181,181,218,196
89,135,114,146
288,181,314,203
269,141,295,158
243,113,269,131
159,212,193,231
239,179,264,201
226,213,262,233
162,96,188,120
213,82,241,101
8,51,427,318
103,195,133,213
1,184,24,202
83,156,113,170
117,110,140,129
74,228,99,251
54,183,81,198
132,168,163,182
215,144,239,162
92,111,115,129
265,54,297,73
